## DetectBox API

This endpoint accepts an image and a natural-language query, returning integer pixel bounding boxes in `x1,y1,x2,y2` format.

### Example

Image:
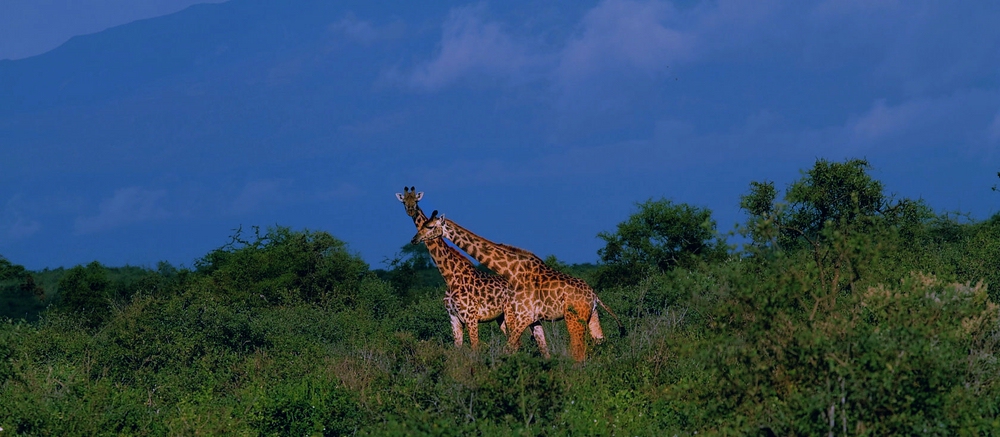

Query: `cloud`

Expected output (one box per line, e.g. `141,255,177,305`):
74,187,169,234
229,179,290,214
847,98,929,142
556,0,693,88
1,196,42,241
842,90,1000,153
314,183,363,201
806,1,1000,94
990,111,1000,144
405,4,539,91
328,12,404,45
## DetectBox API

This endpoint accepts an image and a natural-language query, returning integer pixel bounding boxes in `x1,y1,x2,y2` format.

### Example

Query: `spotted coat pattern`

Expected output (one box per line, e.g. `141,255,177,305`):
411,211,624,361
397,188,548,353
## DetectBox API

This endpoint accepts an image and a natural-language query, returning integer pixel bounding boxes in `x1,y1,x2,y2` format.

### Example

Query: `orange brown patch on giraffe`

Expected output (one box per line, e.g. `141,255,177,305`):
396,188,549,354
412,210,625,361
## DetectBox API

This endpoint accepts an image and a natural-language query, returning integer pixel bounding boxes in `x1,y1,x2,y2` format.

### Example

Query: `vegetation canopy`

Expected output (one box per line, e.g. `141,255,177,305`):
2,158,999,435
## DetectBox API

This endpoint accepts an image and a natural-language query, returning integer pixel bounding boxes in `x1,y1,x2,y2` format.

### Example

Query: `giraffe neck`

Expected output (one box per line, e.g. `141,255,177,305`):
410,205,475,281
423,237,477,282
412,205,428,227
442,218,523,278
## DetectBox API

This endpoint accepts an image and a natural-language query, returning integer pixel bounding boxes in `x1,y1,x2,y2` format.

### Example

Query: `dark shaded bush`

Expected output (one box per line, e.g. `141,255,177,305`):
254,377,363,436
195,225,369,307
597,198,728,286
0,256,46,320
54,261,111,328
478,354,565,426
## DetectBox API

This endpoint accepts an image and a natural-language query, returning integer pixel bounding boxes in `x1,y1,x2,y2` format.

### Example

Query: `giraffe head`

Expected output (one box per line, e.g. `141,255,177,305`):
395,186,424,219
411,210,447,245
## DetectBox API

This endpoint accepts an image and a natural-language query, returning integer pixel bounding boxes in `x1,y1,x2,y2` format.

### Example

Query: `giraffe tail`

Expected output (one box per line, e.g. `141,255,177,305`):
596,297,627,337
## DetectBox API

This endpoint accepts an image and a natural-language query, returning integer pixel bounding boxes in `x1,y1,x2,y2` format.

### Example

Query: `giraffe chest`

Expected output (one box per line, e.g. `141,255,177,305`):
445,275,511,319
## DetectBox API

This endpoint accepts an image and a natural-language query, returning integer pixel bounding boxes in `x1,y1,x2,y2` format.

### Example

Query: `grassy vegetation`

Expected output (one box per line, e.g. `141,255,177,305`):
2,159,1000,435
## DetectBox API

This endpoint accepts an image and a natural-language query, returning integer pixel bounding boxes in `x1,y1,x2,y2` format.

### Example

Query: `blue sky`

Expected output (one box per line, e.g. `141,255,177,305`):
1,0,999,270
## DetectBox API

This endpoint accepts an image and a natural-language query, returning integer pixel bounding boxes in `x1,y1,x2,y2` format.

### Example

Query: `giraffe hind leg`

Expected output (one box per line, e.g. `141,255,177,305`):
467,319,480,351
450,314,464,348
530,322,550,359
565,304,592,361
565,316,587,362
588,308,605,344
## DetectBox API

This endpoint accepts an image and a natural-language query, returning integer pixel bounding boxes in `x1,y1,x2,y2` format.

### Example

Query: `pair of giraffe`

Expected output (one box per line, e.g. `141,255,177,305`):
396,187,624,361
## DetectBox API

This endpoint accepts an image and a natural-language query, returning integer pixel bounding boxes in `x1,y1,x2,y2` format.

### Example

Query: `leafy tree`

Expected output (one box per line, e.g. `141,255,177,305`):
195,225,370,307
740,158,919,252
56,261,111,327
597,199,727,285
0,256,28,281
1,256,46,320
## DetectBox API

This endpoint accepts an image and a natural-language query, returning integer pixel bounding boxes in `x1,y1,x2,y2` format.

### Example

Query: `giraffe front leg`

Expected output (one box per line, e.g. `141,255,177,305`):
530,323,550,359
504,316,531,355
449,314,464,348
467,320,481,351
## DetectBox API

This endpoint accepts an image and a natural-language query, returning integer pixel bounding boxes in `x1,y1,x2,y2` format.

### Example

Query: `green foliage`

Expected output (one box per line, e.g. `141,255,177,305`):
376,243,443,304
55,261,111,328
1,256,46,320
253,377,362,436
675,228,1000,434
195,225,369,307
477,354,565,426
598,198,728,285
742,158,909,252
3,160,1000,435
0,256,28,280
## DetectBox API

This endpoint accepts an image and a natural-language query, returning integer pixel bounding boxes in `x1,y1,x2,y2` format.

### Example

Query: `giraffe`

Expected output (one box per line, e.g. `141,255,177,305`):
411,210,625,362
395,187,549,354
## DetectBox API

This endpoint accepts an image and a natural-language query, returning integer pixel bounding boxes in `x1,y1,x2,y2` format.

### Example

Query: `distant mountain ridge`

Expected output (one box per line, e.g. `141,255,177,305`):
0,1,339,116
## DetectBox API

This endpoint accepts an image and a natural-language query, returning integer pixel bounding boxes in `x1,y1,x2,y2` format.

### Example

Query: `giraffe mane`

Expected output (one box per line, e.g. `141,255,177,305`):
440,217,545,262
496,243,545,263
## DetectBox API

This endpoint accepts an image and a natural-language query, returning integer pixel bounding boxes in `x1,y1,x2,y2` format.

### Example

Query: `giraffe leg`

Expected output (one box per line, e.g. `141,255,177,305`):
530,322,550,359
449,314,464,348
505,315,532,355
588,307,605,344
467,321,481,351
565,305,592,361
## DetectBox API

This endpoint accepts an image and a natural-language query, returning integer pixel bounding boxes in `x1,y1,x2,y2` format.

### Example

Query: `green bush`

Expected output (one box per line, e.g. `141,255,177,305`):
195,225,369,307
675,230,1000,434
54,261,111,328
597,198,728,286
4,162,1000,435
252,377,363,436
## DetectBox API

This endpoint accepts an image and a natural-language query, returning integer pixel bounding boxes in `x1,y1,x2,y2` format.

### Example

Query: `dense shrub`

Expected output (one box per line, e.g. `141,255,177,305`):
54,261,111,328
3,160,1000,434
597,198,728,286
195,225,369,307
0,257,45,320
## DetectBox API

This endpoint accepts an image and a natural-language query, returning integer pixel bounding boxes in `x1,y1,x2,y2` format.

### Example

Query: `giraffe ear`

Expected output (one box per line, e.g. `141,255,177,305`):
415,192,424,201
395,193,405,202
